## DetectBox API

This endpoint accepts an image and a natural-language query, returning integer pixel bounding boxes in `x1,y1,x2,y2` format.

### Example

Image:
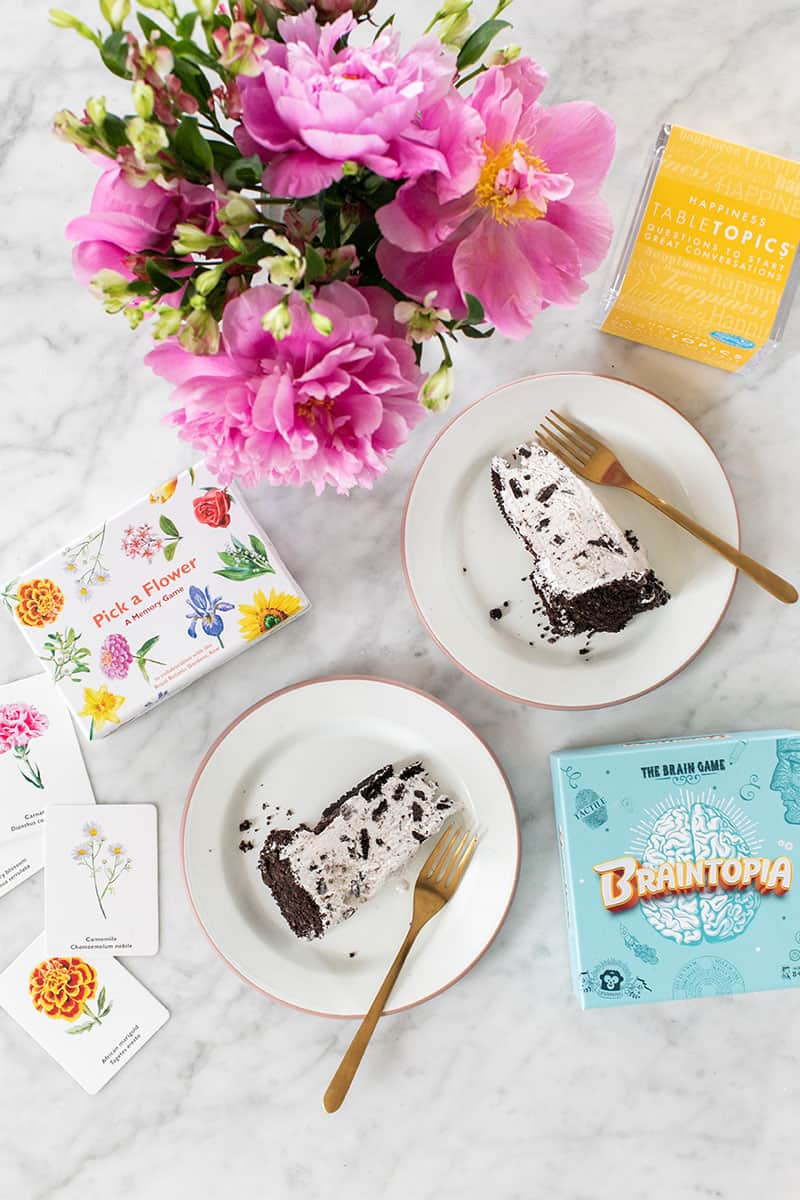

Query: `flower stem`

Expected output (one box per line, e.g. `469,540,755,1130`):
90,841,108,919
81,1002,104,1028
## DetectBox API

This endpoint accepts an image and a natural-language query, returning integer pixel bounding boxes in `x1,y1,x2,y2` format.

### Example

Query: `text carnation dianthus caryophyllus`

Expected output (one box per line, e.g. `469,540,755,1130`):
53,0,615,493
146,281,425,494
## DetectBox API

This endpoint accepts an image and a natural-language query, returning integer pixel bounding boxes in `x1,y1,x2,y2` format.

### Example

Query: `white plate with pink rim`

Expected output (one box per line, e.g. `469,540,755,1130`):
181,675,519,1018
402,372,740,709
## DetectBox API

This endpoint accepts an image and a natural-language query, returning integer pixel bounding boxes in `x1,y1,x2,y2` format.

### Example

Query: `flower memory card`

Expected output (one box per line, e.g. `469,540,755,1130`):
0,836,43,900
0,673,94,846
45,805,158,957
0,933,168,1094
3,461,310,740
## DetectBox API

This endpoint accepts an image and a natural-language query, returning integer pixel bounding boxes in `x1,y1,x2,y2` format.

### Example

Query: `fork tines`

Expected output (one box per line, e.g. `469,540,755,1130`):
421,822,477,893
535,409,600,471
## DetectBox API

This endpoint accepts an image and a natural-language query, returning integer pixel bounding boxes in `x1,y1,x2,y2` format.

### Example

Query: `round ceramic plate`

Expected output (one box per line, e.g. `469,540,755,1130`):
403,373,739,709
181,676,519,1017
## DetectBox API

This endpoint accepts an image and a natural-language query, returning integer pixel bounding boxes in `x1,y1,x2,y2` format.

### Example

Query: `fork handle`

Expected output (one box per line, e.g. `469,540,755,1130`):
323,922,422,1113
626,480,798,604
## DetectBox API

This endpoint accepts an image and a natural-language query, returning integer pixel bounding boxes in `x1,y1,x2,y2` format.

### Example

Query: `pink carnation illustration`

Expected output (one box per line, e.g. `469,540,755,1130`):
0,702,49,789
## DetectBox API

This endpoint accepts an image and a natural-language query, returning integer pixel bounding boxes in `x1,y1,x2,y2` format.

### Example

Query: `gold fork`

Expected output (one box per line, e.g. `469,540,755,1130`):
536,410,797,605
323,822,477,1113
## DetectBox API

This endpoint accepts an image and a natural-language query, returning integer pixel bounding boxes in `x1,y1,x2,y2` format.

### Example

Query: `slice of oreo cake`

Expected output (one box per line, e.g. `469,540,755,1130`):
258,762,458,939
491,441,669,637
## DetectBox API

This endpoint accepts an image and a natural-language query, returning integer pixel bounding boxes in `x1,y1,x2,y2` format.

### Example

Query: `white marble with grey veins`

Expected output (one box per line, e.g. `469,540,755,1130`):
1,1,799,1197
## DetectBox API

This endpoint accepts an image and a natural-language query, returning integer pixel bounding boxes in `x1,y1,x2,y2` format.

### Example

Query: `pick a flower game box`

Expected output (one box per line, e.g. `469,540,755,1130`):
3,463,309,739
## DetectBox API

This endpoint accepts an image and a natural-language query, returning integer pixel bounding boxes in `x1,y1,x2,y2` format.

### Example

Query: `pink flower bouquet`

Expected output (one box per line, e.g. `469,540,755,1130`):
53,0,615,494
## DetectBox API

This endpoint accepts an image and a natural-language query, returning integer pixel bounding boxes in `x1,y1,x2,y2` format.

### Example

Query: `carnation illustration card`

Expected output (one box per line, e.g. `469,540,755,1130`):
45,805,158,957
0,673,94,845
0,933,168,1094
2,462,309,740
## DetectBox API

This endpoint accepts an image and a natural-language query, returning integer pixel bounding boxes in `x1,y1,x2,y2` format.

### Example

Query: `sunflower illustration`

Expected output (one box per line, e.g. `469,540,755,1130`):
238,589,303,641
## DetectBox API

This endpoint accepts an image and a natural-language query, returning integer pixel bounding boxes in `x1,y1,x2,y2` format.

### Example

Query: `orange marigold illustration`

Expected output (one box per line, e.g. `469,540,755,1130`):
29,957,97,1021
16,578,64,628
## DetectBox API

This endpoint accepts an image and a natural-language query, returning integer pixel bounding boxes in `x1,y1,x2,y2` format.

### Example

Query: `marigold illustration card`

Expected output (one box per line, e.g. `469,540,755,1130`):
3,461,310,740
0,933,169,1094
0,673,94,846
45,805,158,957
0,835,43,900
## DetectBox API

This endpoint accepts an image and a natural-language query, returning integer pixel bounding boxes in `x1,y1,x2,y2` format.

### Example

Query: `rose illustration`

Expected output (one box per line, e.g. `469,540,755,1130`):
193,488,232,529
29,956,111,1033
0,702,49,788
15,579,64,628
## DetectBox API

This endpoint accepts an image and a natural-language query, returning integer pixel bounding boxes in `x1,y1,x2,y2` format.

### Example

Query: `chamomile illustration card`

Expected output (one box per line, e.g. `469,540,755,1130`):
45,805,158,957
0,932,168,1094
0,673,94,846
0,834,43,900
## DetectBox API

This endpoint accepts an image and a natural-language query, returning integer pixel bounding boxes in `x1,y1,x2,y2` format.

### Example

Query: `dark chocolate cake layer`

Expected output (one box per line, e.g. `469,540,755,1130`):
258,761,457,940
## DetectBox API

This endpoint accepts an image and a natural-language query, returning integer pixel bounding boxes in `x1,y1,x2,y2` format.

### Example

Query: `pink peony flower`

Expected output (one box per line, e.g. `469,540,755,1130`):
145,282,425,494
376,59,616,338
0,703,49,753
66,163,216,286
100,634,134,680
235,10,483,199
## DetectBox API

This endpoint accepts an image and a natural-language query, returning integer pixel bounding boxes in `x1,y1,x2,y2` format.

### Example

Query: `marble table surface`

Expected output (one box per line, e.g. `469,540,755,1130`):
2,1,799,1196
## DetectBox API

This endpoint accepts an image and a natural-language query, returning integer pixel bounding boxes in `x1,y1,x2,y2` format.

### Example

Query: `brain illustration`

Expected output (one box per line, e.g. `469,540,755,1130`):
639,801,759,945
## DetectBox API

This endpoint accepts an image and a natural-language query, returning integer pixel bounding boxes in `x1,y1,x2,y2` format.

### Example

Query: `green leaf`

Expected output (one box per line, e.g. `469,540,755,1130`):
100,1004,112,1017
97,986,106,1012
159,514,180,538
176,11,198,38
66,1022,95,1035
138,657,151,684
138,13,174,45
145,259,184,294
171,55,212,106
136,636,160,657
456,19,512,71
171,39,218,70
231,535,246,552
213,565,269,582
304,245,326,286
102,113,129,152
163,540,178,562
464,293,485,325
223,154,263,190
100,30,131,79
209,140,240,174
217,551,239,567
249,534,270,562
189,466,195,484
461,324,496,339
173,117,213,175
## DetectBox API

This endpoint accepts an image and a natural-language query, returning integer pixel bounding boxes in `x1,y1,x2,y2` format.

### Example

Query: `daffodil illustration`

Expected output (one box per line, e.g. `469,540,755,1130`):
238,589,303,641
78,685,125,739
